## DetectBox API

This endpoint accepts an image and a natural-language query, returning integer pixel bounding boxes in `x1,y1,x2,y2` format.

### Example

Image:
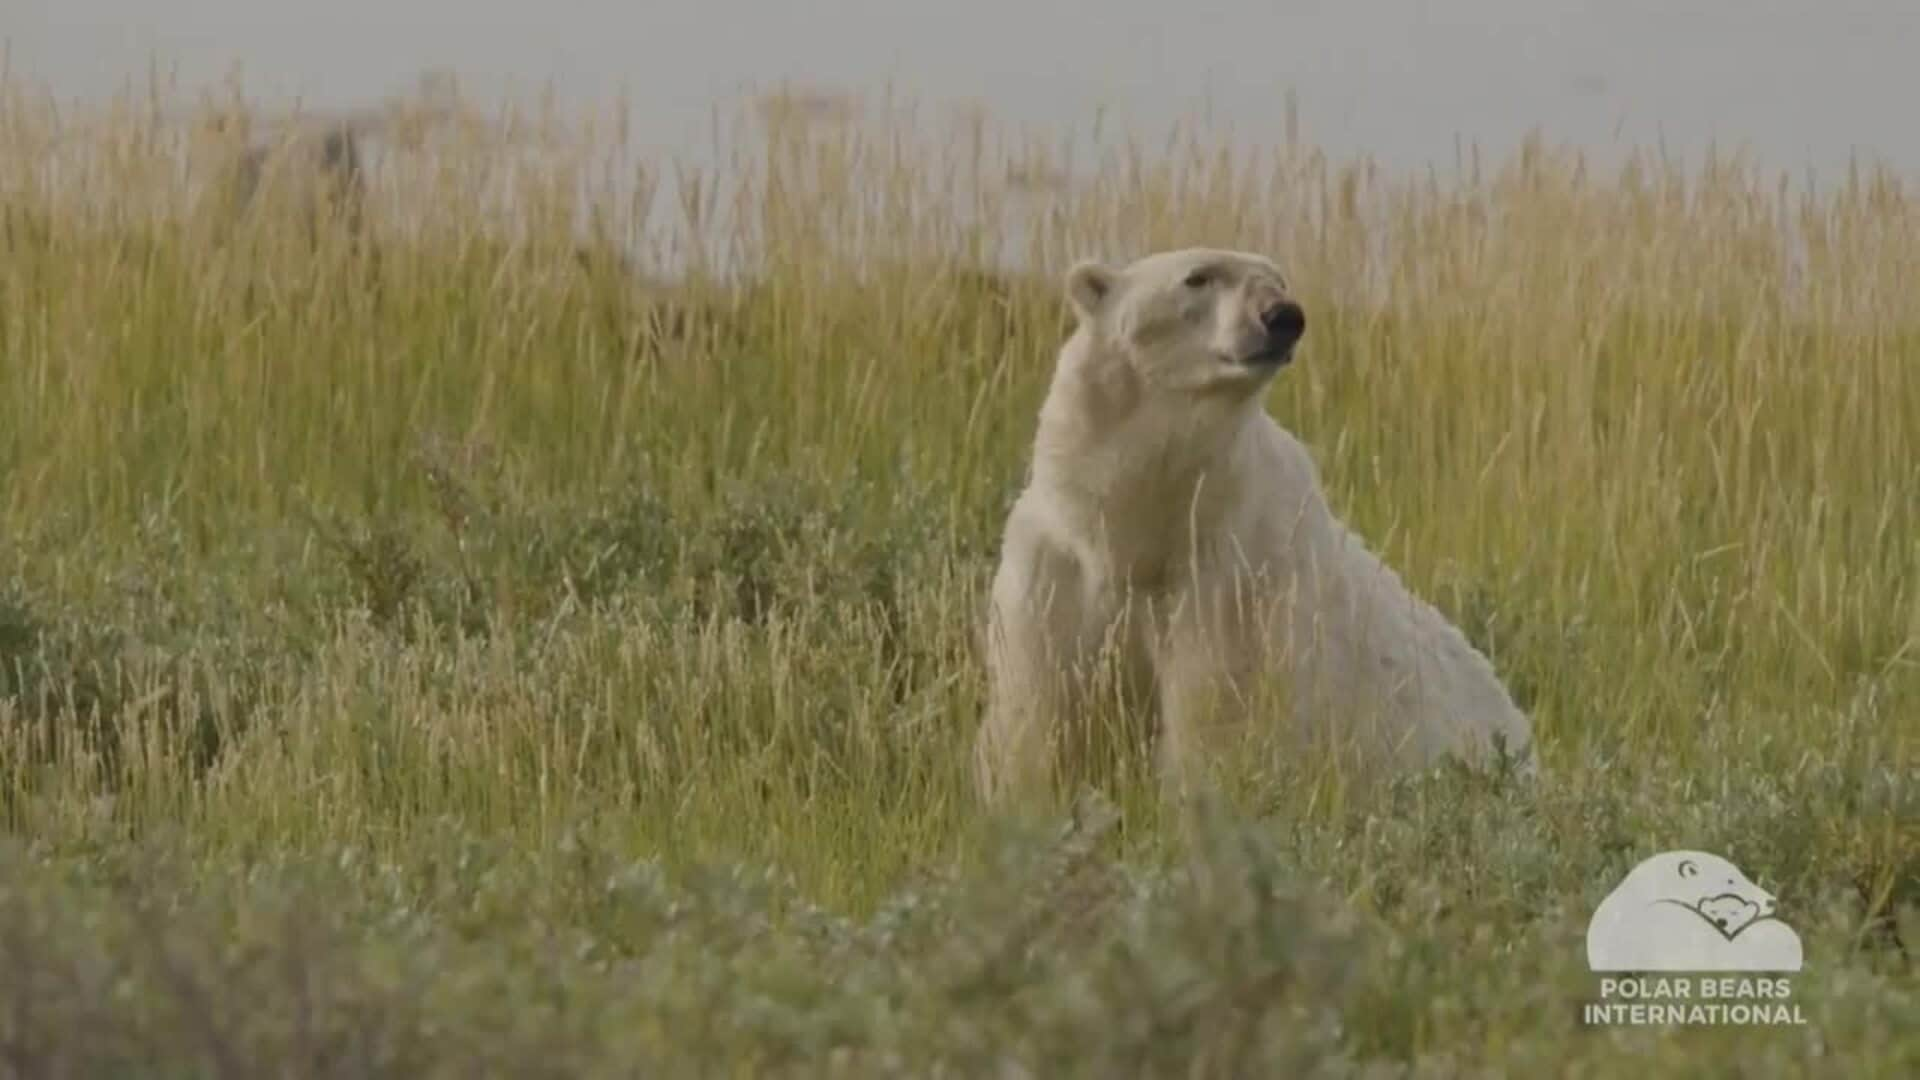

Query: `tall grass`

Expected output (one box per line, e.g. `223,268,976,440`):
0,78,1914,1075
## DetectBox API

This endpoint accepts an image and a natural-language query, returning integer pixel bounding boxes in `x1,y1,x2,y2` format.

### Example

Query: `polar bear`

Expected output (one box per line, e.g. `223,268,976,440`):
1696,894,1763,937
974,247,1537,804
1586,851,1804,972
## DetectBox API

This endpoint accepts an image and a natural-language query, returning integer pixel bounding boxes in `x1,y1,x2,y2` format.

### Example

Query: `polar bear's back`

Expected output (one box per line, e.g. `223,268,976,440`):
1248,414,1534,772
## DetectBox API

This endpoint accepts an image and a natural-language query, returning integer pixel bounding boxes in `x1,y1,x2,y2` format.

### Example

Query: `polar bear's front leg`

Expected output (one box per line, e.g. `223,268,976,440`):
1154,639,1238,798
975,520,1095,807
1152,575,1274,797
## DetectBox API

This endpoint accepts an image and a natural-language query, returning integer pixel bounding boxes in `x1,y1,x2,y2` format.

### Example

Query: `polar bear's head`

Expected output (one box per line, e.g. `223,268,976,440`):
1640,851,1777,913
1064,248,1305,396
1610,851,1779,940
1696,894,1763,937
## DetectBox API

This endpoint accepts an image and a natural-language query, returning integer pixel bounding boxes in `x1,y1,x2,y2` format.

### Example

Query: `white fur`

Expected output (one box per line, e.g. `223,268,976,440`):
1586,851,1803,972
975,247,1536,804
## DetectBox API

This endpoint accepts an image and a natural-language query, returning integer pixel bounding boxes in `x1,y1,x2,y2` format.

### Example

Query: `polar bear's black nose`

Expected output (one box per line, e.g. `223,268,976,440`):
1262,301,1306,344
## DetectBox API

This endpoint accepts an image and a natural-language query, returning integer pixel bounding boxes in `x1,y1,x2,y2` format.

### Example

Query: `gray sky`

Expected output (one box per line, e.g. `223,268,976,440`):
8,0,1918,174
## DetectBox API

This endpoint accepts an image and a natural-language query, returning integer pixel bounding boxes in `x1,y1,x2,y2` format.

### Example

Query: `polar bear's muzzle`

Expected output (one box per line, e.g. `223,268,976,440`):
1246,300,1307,367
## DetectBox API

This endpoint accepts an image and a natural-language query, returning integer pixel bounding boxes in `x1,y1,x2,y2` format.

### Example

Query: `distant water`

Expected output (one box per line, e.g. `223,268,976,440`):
11,0,1920,177
8,0,1916,287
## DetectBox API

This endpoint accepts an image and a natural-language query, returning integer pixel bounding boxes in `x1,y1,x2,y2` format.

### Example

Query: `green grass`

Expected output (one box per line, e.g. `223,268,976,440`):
0,86,1914,1076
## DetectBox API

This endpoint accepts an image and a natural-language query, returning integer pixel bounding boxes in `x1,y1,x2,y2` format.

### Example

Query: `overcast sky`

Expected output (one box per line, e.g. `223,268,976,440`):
8,0,1918,174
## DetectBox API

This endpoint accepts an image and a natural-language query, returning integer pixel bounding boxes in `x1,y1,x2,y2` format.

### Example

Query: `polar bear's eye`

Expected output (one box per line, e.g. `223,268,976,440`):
1182,269,1215,290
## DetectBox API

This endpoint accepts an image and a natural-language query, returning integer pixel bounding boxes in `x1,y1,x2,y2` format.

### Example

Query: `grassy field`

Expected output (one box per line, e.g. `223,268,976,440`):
0,83,1915,1076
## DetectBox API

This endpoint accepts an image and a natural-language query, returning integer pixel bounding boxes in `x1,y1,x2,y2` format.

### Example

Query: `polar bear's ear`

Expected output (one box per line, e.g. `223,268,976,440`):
1065,260,1119,323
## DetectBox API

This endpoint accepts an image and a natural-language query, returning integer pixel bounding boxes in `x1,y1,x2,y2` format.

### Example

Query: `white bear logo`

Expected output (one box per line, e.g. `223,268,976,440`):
1586,851,1804,972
